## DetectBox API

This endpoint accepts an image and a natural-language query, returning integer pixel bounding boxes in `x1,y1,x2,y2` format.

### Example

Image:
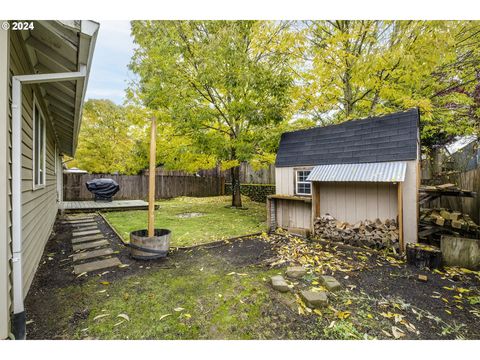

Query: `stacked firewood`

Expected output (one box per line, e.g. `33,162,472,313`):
313,214,399,251
420,208,480,232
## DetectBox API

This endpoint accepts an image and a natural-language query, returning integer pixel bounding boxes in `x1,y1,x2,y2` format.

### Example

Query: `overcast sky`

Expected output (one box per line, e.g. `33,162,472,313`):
85,20,134,104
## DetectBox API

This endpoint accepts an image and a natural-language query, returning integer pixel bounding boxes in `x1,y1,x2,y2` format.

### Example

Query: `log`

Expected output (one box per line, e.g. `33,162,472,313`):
406,243,442,269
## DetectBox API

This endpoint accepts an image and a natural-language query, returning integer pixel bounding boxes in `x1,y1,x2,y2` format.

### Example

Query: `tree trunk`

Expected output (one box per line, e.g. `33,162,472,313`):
231,165,242,208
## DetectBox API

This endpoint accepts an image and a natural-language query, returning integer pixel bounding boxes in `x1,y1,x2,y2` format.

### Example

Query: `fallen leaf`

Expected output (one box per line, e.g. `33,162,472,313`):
313,309,322,316
336,311,351,320
159,314,171,321
183,313,192,319
174,307,185,312
382,329,392,337
118,264,129,268
227,272,236,276
394,314,405,323
97,289,107,293
100,281,110,285
76,272,87,278
93,314,110,321
391,326,405,339
113,320,125,327
117,313,130,321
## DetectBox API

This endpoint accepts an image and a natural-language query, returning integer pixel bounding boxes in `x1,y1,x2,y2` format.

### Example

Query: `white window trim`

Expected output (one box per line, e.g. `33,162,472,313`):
32,94,46,190
294,169,312,196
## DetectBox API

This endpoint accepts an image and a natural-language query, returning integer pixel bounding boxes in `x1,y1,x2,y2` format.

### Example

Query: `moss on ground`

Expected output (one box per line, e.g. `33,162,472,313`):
103,196,267,247
58,255,304,339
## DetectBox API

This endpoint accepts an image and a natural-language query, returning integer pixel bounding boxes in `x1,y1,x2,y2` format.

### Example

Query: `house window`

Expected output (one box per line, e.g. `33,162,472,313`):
295,170,311,195
33,99,46,188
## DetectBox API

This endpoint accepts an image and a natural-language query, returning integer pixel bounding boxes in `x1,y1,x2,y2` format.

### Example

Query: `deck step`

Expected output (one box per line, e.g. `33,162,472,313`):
74,257,122,274
73,248,115,262
72,229,101,237
73,239,109,251
71,234,105,244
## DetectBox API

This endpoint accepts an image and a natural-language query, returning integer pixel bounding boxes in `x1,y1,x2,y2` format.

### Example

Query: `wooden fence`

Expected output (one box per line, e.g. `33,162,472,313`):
63,173,225,201
223,163,275,184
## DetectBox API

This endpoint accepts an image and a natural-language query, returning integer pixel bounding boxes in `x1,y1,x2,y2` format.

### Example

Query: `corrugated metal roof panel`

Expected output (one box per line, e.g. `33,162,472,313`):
306,161,407,182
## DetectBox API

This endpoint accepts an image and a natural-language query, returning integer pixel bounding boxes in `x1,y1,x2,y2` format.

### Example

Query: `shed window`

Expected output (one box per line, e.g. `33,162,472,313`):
33,99,46,188
295,170,311,195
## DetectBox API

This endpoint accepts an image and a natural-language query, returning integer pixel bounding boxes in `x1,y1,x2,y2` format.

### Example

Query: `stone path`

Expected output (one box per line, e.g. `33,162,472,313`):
270,266,341,309
64,215,124,275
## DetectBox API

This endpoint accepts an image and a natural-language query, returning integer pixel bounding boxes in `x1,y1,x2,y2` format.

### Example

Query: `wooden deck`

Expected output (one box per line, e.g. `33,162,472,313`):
60,200,150,213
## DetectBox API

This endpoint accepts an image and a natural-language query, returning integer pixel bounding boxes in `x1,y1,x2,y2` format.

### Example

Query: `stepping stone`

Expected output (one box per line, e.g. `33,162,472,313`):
72,234,105,244
74,257,122,274
69,222,97,228
319,275,341,292
72,229,101,237
73,239,109,251
286,266,307,279
271,275,290,292
73,225,99,232
65,219,97,223
67,216,95,221
300,290,328,308
73,248,115,262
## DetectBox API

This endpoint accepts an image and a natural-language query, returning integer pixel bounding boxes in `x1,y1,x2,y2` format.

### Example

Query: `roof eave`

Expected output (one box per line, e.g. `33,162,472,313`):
70,20,99,157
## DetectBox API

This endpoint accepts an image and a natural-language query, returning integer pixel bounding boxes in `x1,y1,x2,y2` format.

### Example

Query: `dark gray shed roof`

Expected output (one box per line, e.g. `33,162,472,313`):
275,109,419,167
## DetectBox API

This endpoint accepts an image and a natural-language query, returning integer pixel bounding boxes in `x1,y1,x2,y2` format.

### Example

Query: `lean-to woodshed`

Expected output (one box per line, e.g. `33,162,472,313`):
267,109,420,250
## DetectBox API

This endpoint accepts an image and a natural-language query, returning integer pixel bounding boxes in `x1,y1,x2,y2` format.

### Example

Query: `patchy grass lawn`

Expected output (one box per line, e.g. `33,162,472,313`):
103,196,267,247
25,219,480,340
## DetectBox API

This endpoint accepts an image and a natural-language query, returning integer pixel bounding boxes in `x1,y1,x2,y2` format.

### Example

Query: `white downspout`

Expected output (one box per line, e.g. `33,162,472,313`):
11,67,86,340
11,77,24,339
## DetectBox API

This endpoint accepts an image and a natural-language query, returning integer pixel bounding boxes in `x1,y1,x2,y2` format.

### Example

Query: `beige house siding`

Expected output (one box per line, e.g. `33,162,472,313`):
275,166,313,196
275,167,295,195
9,32,59,302
274,167,312,230
0,24,10,340
318,182,398,223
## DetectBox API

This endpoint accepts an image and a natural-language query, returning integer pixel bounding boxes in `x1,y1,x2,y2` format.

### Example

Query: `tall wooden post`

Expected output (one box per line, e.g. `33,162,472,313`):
148,117,157,237
397,182,404,253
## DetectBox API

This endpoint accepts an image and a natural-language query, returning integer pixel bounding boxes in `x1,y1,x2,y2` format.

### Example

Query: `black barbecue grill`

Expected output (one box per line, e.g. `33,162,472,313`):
85,179,120,202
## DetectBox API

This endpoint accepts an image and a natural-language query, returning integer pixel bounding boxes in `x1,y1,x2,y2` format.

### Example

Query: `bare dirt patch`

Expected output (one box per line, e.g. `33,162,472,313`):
176,212,205,218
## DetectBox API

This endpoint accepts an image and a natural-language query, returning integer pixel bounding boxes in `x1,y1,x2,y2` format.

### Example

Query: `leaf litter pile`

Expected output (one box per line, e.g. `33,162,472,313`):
259,230,480,339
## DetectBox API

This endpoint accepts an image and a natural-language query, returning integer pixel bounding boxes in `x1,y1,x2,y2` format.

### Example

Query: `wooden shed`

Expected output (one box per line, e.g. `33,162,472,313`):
267,109,420,250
